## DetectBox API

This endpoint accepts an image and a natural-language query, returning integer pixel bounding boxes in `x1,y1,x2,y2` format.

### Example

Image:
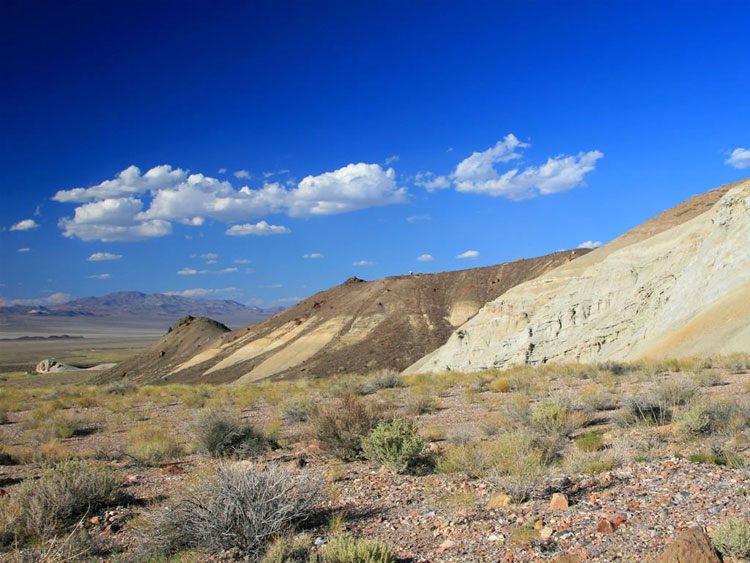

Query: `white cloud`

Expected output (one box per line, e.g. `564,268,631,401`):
456,250,479,259
178,267,237,275
52,165,186,203
225,221,291,236
577,240,603,249
233,259,252,264
54,163,408,242
385,155,400,165
17,248,31,252
447,147,454,152
291,163,407,216
165,287,242,297
218,168,227,174
10,219,39,231
414,172,451,191
234,170,251,179
33,205,41,216
303,253,323,259
58,196,172,242
87,252,123,261
453,134,603,200
0,292,72,307
726,147,750,169
263,169,290,178
193,253,218,260
276,296,301,303
417,254,434,262
353,260,374,266
407,214,431,223
259,284,283,288
88,273,112,279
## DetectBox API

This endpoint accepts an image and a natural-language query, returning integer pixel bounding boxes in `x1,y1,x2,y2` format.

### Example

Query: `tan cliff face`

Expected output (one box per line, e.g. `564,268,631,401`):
404,179,750,374
98,249,587,384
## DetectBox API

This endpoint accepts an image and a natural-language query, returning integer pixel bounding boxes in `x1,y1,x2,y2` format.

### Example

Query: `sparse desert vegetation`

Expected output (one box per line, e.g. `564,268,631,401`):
0,355,749,561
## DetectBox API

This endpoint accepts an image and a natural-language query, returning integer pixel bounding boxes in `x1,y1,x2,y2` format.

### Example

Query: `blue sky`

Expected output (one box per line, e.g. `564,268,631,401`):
1,1,749,307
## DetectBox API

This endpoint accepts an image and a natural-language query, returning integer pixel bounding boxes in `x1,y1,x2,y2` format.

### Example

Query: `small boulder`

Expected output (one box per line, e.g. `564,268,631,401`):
159,465,184,476
596,519,616,534
552,557,582,563
656,528,723,563
549,492,569,510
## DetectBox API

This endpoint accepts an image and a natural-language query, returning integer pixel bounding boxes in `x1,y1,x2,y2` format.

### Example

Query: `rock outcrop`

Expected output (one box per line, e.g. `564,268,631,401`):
405,179,750,374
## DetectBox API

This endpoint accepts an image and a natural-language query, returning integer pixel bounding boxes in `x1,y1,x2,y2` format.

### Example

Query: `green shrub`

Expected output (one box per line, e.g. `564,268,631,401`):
531,398,588,437
575,431,604,452
622,378,697,427
563,450,614,475
126,424,184,465
675,399,750,437
357,370,401,395
487,429,554,503
310,394,384,460
279,398,317,424
194,409,268,458
324,534,397,563
404,393,436,415
437,440,500,478
711,518,750,560
261,535,318,563
143,463,320,559
3,460,123,541
362,418,425,474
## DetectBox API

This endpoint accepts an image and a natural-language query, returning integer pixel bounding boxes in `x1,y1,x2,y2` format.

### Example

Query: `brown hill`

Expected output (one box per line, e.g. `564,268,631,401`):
98,249,589,384
95,316,231,383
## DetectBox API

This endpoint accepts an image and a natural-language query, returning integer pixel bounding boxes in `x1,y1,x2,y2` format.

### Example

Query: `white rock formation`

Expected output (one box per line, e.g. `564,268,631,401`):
405,179,750,373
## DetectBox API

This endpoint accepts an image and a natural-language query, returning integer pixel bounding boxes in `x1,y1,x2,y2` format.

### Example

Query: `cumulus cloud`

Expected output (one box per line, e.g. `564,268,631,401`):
218,168,227,174
87,252,122,261
234,170,251,179
0,292,71,307
414,172,451,191
417,254,434,262
53,163,408,242
456,250,479,259
577,240,603,249
225,221,291,236
165,287,242,297
453,134,603,200
10,219,39,231
178,267,238,275
52,165,186,203
88,273,112,279
303,253,323,259
352,260,374,266
17,248,31,252
726,147,750,169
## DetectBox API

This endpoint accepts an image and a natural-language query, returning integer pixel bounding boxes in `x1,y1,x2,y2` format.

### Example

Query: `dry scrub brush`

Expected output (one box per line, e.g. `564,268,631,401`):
0,460,124,546
310,393,386,460
142,462,321,560
193,408,270,458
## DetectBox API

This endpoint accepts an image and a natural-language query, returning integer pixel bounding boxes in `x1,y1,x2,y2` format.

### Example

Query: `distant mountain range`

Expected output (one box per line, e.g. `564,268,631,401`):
0,291,283,325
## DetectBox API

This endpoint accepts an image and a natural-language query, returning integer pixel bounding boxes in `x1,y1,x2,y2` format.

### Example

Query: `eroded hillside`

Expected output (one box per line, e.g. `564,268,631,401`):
406,178,750,374
99,249,588,384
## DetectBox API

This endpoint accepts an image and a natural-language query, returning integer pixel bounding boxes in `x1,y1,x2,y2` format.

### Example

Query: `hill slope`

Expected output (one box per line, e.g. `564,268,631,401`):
406,178,750,374
98,249,588,384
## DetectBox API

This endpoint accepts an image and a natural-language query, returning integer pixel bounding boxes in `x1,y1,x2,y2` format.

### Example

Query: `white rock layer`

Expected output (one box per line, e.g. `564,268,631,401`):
405,180,750,373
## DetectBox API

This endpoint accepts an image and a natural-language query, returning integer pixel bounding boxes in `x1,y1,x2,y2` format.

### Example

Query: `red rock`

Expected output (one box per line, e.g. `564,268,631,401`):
0,488,6,496
552,557,582,563
125,474,139,483
89,516,100,525
549,492,569,510
436,539,455,554
656,527,722,563
159,465,184,475
596,519,616,534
